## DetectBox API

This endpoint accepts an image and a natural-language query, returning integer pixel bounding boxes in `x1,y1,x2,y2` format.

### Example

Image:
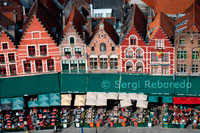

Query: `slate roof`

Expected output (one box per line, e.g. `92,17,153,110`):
92,0,123,19
90,20,119,45
142,0,198,14
22,0,61,43
0,12,15,28
123,4,147,40
148,12,175,40
176,1,200,32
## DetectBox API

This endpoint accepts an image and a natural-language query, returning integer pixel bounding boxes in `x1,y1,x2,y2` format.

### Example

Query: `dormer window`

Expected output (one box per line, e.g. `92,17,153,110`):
32,32,41,39
70,37,75,45
2,42,8,49
130,35,137,45
100,43,106,52
179,37,185,45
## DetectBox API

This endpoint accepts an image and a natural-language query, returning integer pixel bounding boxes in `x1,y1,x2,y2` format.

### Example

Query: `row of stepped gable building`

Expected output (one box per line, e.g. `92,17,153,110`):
0,0,200,77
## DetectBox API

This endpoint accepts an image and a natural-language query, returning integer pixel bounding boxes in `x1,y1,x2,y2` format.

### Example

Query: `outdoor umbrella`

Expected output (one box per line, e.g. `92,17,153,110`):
97,93,108,100
86,99,96,106
38,94,49,102
50,93,60,100
1,103,12,110
119,93,129,100
96,99,107,106
50,99,61,106
1,98,12,104
39,101,50,107
120,100,132,107
86,92,97,100
107,93,118,99
12,103,24,110
74,100,85,106
12,97,24,105
28,101,39,108
136,100,148,108
128,93,138,100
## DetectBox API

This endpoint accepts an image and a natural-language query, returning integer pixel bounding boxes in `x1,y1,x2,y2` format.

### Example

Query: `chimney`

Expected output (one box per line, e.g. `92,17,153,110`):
62,10,66,30
86,16,92,36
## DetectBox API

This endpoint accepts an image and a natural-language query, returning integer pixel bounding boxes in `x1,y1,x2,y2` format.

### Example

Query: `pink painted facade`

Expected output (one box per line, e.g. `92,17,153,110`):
0,31,18,77
17,16,61,75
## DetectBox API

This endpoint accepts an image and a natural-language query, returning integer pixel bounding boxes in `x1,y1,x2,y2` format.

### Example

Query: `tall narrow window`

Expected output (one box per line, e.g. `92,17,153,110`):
179,38,185,45
112,47,115,51
192,64,198,73
136,48,143,59
35,60,43,72
156,39,164,49
70,60,77,72
130,36,137,45
177,64,186,73
91,47,95,52
136,62,143,72
125,48,133,58
8,53,15,62
126,61,133,72
79,60,86,72
62,60,69,72
110,58,118,70
100,43,106,52
40,45,47,56
162,53,169,62
0,54,5,63
23,61,31,73
151,53,158,62
0,66,6,76
192,50,199,60
177,50,187,59
2,42,8,49
100,57,107,69
75,48,82,57
64,48,71,57
9,64,16,75
28,46,35,56
151,65,159,74
90,58,97,69
70,37,75,44
162,65,169,74
47,59,54,71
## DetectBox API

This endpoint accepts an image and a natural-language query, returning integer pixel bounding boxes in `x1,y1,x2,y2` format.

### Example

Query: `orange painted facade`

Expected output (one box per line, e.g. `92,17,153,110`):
17,15,61,75
0,32,18,77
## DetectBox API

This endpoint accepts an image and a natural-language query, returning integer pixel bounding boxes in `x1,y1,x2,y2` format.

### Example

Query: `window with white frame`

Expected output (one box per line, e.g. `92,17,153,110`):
192,64,198,73
90,57,97,70
28,46,36,56
151,65,159,74
177,64,186,73
110,58,118,70
125,48,133,58
136,48,143,59
35,60,43,72
70,60,77,72
32,32,41,39
64,48,71,57
100,57,107,69
130,36,137,45
162,65,169,74
9,64,16,75
192,50,199,60
0,54,5,63
75,48,82,57
179,37,185,45
62,60,69,72
79,60,86,72
8,53,15,62
126,61,133,72
100,43,106,52
0,65,6,76
69,37,75,44
2,42,8,49
156,39,164,49
136,62,143,72
47,59,54,71
151,53,158,62
23,61,31,73
40,45,47,56
177,50,187,59
161,53,169,62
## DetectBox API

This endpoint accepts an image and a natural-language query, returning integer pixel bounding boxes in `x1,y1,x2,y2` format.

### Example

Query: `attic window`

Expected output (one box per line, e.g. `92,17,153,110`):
179,38,185,45
32,32,41,39
2,42,8,50
70,37,75,45
130,35,137,45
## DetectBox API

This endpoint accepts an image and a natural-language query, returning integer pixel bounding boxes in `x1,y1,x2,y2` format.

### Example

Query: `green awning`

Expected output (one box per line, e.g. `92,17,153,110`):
38,94,49,102
49,99,60,106
12,103,24,110
1,98,12,104
148,96,158,103
49,93,60,100
39,101,50,107
12,97,24,105
162,96,173,103
28,101,39,108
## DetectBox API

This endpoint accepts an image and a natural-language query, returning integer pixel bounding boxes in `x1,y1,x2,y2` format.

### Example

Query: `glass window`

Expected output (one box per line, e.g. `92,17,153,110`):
8,53,15,62
177,64,186,73
192,51,199,60
9,64,16,75
91,47,95,51
179,38,185,45
0,54,5,63
151,65,159,74
64,48,71,57
156,39,164,48
136,49,143,59
90,58,97,69
130,36,137,45
2,42,8,49
62,60,69,72
100,43,106,52
112,47,115,51
126,61,133,72
35,60,43,72
0,65,6,76
70,37,75,44
23,61,31,73
177,50,187,59
75,48,82,57
110,58,118,70
79,60,86,72
151,53,158,62
100,58,107,69
125,48,133,58
40,45,47,56
192,64,198,73
47,59,54,71
70,60,77,72
32,32,40,39
162,53,169,62
28,46,35,56
136,62,143,72
162,65,169,74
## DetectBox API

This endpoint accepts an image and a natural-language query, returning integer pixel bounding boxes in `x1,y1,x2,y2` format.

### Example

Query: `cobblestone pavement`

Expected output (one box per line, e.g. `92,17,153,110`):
7,124,200,133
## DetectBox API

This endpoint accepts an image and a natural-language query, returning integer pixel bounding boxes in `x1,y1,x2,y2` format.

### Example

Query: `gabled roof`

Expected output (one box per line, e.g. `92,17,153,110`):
90,20,119,45
63,6,87,38
0,29,15,43
142,0,196,14
176,1,200,32
22,0,60,43
123,4,146,40
148,12,175,40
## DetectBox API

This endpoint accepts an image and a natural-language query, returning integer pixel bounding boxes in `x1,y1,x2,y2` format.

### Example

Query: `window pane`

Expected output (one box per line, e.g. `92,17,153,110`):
9,64,16,75
8,53,15,62
0,54,5,63
28,46,35,56
70,37,75,44
0,66,6,76
23,61,31,73
35,60,43,72
47,59,54,71
40,45,47,56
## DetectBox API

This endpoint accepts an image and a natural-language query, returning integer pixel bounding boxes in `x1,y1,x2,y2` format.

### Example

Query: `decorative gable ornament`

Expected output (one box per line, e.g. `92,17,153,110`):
156,50,163,58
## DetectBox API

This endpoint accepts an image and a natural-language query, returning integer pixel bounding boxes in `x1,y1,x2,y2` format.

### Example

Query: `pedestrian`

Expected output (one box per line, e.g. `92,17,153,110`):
54,125,57,133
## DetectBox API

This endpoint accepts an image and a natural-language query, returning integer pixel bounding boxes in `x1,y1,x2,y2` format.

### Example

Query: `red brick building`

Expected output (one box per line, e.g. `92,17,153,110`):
0,31,17,77
87,20,120,73
120,5,147,73
148,12,175,75
60,6,88,73
17,1,61,75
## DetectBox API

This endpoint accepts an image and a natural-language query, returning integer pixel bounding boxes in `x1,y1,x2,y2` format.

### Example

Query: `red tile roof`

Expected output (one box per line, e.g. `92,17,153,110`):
176,1,200,32
22,0,61,43
148,12,175,40
142,0,196,14
63,5,87,38
90,20,119,45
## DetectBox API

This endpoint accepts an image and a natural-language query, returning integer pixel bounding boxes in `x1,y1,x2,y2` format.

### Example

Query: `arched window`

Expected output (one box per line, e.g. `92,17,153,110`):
126,61,133,72
136,48,143,59
69,37,75,44
125,48,133,58
179,37,185,45
100,43,106,51
136,62,143,72
130,35,137,45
